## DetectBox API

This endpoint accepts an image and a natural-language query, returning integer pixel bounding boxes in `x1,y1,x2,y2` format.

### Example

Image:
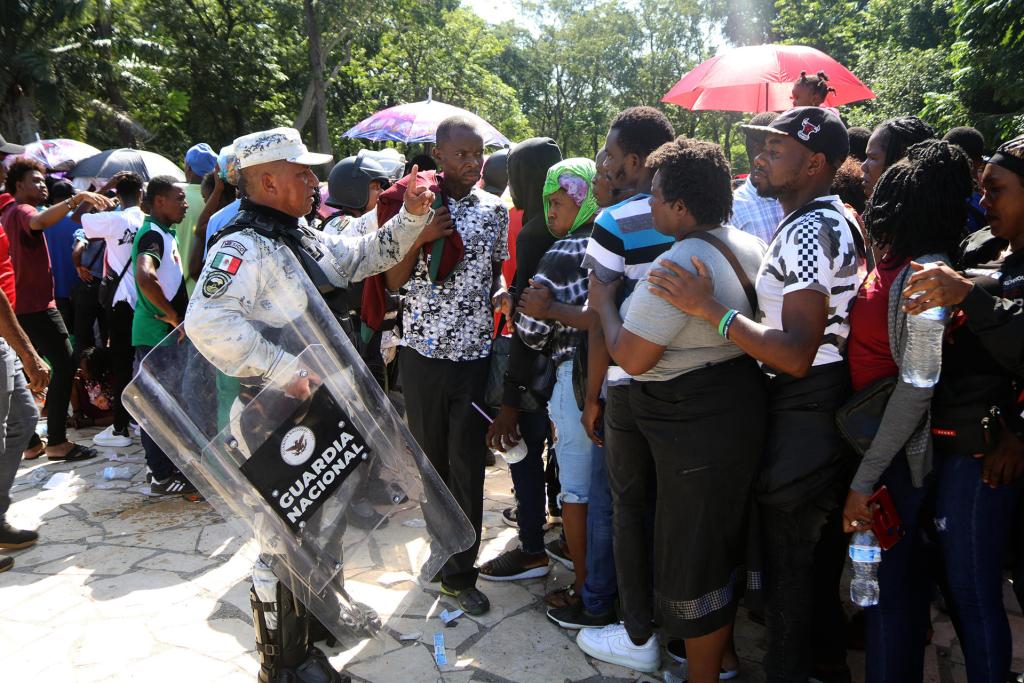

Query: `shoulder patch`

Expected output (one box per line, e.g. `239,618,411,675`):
201,271,231,299
220,240,248,256
210,251,243,274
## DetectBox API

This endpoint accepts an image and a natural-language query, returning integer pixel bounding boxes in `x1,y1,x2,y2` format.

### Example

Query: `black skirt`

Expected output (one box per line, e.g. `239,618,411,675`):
628,355,767,639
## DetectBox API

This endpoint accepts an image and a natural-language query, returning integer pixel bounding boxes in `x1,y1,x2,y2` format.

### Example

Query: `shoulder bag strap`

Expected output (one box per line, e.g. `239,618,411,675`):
682,231,757,314
774,199,867,262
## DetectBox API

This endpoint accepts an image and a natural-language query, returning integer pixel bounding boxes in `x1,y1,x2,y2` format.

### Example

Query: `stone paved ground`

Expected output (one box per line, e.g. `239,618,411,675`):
3,425,1024,682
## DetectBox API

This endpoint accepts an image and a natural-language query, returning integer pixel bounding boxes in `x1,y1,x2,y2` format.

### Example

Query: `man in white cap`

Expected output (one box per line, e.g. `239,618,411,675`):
185,127,437,683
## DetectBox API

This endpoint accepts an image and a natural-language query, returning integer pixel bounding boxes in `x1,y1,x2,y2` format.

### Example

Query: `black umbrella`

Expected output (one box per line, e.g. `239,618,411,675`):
70,148,185,182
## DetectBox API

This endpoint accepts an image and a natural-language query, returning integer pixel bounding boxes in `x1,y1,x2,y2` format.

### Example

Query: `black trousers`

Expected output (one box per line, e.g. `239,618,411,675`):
17,308,74,445
107,301,134,432
399,348,488,590
70,280,106,356
758,364,853,683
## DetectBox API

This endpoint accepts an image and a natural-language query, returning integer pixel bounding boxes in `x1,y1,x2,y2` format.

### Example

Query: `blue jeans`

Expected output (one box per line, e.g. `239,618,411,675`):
0,340,39,522
509,409,551,555
583,439,616,614
934,452,1018,682
863,454,932,683
548,363,591,504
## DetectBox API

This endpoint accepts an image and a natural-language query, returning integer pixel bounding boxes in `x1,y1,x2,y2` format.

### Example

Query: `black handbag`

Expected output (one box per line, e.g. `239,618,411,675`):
484,315,555,413
98,258,132,309
834,375,898,457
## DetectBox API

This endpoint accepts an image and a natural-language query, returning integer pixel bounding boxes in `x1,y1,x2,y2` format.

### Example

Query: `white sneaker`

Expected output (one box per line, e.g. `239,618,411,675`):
93,426,133,448
576,623,660,673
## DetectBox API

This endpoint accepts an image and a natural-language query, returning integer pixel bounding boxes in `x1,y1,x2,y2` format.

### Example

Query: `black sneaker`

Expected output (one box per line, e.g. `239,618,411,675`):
502,506,518,527
485,450,496,467
150,473,197,496
546,601,616,629
545,538,573,570
479,547,549,581
0,522,38,550
347,501,388,530
439,585,490,616
0,556,12,572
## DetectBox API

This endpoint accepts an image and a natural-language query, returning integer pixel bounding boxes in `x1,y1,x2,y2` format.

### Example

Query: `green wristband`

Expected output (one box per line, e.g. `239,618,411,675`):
717,309,737,337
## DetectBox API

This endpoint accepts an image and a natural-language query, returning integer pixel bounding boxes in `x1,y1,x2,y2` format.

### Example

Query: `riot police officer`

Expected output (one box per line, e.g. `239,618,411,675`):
185,127,436,683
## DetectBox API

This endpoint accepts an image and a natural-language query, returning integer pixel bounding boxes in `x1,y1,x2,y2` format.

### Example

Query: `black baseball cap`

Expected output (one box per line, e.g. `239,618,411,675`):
0,134,25,156
742,106,849,166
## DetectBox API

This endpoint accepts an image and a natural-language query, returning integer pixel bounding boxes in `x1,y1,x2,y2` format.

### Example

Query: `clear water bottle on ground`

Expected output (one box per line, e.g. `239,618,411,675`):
902,289,947,388
849,530,881,607
102,465,134,481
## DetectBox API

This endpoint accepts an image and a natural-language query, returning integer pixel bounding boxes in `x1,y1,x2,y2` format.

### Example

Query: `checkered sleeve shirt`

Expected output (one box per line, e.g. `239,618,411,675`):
730,177,784,245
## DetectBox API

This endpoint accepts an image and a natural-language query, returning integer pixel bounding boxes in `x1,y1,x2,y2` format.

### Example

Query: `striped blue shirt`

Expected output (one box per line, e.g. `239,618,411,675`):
583,193,673,384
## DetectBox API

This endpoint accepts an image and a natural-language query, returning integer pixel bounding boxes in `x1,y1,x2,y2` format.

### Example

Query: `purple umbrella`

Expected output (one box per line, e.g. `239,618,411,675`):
344,92,511,147
3,138,101,172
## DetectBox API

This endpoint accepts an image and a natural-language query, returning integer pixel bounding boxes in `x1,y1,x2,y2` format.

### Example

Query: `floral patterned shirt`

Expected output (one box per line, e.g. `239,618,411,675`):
400,188,509,361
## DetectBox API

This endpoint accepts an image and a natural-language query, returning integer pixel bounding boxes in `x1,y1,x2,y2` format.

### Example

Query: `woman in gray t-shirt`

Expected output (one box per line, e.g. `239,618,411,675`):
588,138,767,680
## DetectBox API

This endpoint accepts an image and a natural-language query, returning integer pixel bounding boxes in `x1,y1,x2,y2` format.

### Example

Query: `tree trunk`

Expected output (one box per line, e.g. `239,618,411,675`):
95,0,134,147
1,89,41,144
302,0,332,171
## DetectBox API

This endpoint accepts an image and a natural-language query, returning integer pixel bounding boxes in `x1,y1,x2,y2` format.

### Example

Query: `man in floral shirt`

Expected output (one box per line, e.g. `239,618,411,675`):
387,116,509,616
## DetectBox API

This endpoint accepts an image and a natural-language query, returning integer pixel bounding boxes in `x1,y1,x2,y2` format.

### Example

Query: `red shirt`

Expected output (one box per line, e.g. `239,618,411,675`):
494,205,523,336
0,202,56,315
0,222,16,310
847,257,908,391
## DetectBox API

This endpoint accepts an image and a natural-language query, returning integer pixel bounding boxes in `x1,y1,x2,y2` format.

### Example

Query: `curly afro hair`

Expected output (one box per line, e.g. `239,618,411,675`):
646,136,733,226
863,139,972,262
609,106,676,162
4,156,45,195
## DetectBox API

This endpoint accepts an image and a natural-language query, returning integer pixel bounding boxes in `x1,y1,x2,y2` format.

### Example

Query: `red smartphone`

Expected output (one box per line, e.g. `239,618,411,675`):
869,485,903,550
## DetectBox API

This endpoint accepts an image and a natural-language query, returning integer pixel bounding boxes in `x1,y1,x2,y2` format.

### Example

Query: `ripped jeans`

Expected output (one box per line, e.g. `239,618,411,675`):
547,362,592,505
933,452,1018,683
866,452,1018,683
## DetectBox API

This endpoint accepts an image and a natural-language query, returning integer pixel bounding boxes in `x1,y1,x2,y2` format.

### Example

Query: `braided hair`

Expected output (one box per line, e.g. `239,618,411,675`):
863,139,972,263
796,71,837,104
873,116,936,169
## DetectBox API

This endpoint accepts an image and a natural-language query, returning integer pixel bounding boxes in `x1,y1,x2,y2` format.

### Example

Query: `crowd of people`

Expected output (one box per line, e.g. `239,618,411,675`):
0,69,1022,683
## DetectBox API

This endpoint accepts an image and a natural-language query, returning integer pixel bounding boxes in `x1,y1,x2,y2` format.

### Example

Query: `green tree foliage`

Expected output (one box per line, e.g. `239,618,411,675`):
1,0,1017,171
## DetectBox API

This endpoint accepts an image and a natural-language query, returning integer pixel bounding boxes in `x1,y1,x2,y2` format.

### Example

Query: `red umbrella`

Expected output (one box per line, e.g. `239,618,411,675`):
662,44,875,113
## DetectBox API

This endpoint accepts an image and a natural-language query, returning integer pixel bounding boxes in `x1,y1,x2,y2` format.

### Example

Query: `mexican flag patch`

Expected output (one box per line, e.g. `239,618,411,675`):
211,252,243,275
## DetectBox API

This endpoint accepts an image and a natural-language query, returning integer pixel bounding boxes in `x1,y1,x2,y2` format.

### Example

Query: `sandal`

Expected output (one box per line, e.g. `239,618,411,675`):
23,433,45,461
544,585,581,609
47,443,99,462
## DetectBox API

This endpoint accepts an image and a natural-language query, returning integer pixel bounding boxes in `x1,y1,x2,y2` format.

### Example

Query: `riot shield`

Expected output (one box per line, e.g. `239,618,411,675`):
123,246,475,651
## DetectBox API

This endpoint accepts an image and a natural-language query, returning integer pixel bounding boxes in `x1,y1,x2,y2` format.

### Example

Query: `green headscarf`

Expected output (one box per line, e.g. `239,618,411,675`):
542,157,598,237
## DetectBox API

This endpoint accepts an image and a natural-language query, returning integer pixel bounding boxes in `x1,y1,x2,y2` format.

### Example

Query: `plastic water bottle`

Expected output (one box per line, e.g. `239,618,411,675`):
902,290,947,388
849,530,881,607
102,465,134,481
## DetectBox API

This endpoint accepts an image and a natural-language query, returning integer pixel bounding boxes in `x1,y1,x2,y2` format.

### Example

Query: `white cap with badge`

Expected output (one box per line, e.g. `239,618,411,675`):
232,127,333,169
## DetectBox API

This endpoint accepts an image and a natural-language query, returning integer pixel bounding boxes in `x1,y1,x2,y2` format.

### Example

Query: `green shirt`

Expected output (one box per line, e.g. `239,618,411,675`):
131,216,188,347
176,184,205,296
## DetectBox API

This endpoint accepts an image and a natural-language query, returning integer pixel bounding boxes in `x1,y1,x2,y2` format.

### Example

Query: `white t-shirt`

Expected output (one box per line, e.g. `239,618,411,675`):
755,195,865,369
81,206,146,307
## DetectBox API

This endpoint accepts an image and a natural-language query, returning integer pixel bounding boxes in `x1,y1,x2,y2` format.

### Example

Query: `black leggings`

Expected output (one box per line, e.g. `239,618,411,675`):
17,308,74,445
107,301,134,431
